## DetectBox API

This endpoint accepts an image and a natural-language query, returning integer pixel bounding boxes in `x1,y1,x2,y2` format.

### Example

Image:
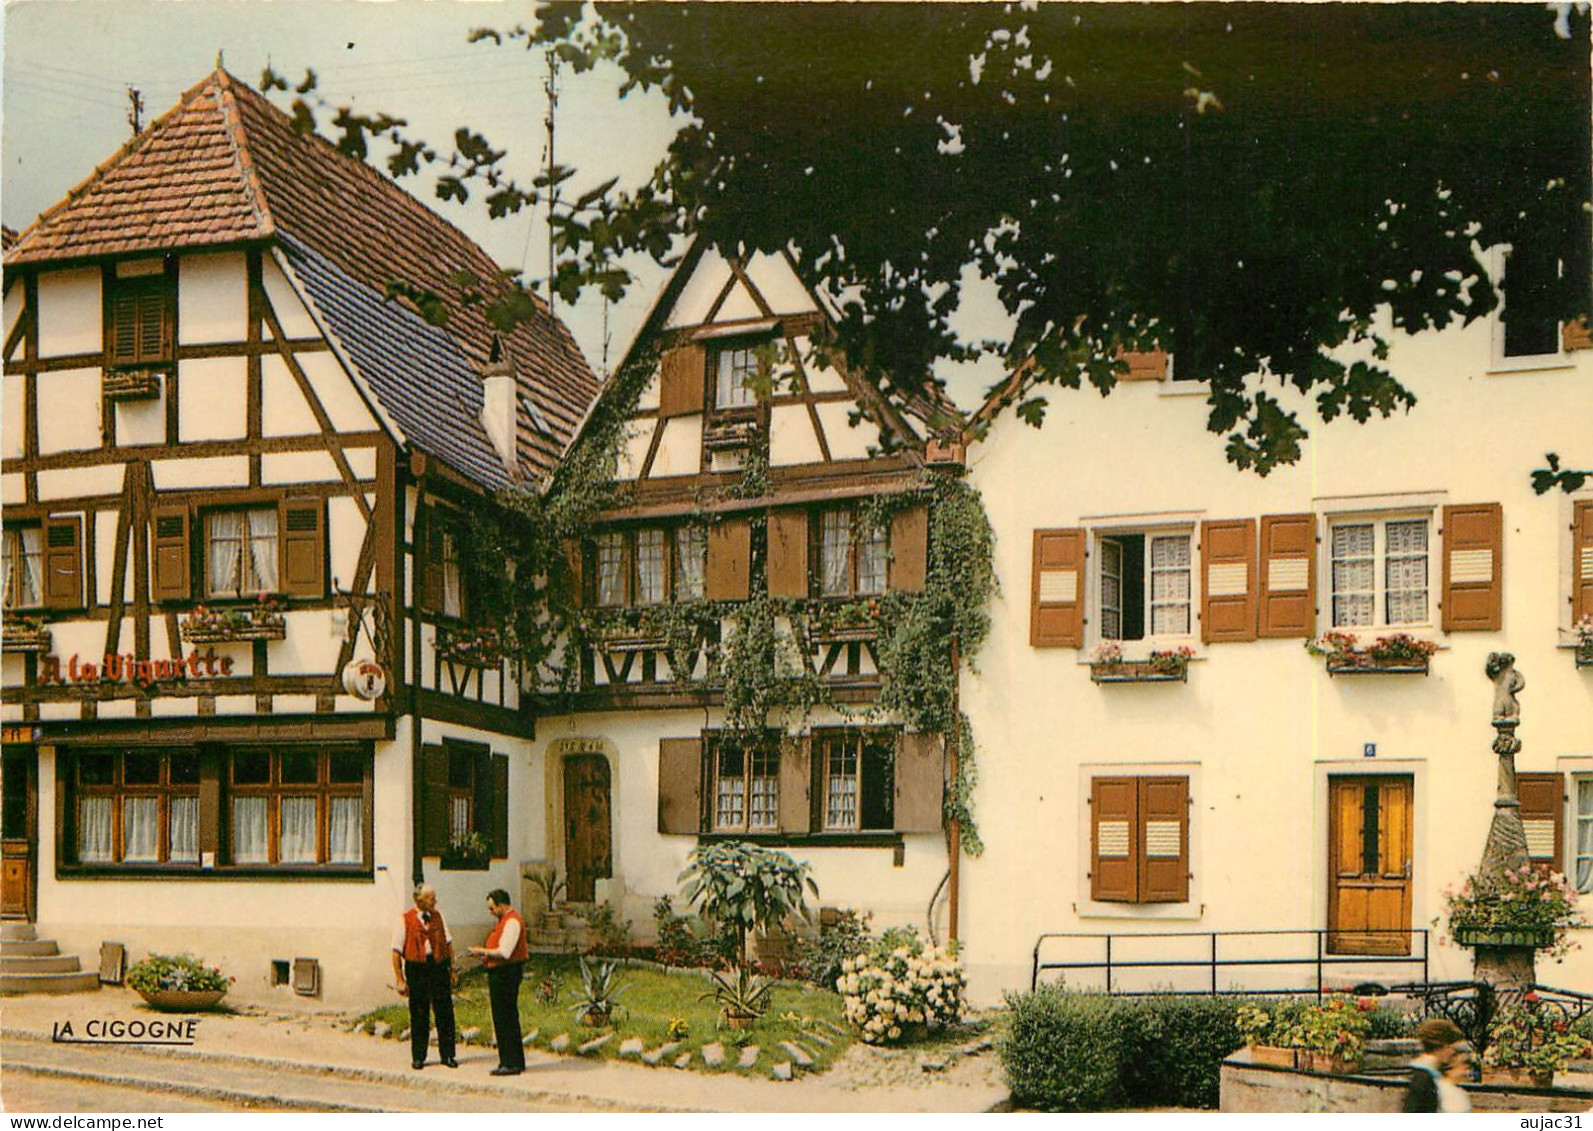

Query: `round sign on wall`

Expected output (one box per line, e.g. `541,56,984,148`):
342,659,388,701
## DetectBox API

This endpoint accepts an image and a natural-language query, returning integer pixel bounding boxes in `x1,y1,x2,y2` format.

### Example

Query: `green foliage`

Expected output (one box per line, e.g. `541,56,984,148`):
568,956,628,1025
582,903,633,957
678,841,818,965
999,988,1277,1111
1485,998,1593,1075
792,908,876,992
703,966,776,1021
440,830,490,869
1533,453,1592,496
652,897,732,969
126,953,230,995
526,865,567,910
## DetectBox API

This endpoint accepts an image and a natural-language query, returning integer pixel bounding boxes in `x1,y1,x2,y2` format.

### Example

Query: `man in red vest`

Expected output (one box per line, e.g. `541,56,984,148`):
469,888,527,1075
390,884,458,1070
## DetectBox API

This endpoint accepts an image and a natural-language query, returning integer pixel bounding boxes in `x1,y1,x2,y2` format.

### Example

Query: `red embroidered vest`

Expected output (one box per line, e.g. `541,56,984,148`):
482,909,528,966
401,907,452,963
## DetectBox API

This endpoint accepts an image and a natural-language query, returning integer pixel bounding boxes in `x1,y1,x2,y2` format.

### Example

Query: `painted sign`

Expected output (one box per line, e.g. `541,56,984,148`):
38,651,235,690
342,659,388,701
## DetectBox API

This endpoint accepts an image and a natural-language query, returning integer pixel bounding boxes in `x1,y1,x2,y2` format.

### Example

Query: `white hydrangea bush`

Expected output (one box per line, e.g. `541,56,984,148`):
836,932,966,1045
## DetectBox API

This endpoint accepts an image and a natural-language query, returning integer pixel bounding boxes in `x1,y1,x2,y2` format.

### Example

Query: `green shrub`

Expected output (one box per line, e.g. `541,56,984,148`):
126,952,230,995
999,988,1265,1111
791,908,874,991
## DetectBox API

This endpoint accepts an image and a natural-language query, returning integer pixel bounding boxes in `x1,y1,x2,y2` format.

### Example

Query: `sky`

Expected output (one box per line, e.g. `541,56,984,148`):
0,0,681,379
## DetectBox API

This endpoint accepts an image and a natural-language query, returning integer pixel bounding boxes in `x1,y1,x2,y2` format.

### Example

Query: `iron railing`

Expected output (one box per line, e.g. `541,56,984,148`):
1030,929,1431,995
1392,980,1593,1052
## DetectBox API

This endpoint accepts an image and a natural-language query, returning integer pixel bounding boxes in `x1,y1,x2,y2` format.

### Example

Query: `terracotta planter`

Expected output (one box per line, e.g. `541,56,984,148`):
1481,1067,1554,1089
1452,924,1557,949
1303,1051,1361,1075
138,988,227,1012
578,1007,611,1028
1248,1044,1301,1069
723,1009,758,1031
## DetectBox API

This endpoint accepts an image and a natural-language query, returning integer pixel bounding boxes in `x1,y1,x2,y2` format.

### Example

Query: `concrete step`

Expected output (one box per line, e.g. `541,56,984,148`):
0,939,59,957
0,969,100,995
0,921,38,942
0,953,82,974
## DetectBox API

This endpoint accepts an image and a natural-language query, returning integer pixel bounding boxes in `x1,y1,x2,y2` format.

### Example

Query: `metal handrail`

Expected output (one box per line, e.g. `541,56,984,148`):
1031,928,1431,995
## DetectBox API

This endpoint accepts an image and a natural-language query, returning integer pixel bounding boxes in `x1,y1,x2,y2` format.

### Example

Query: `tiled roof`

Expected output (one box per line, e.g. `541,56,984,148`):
5,70,599,488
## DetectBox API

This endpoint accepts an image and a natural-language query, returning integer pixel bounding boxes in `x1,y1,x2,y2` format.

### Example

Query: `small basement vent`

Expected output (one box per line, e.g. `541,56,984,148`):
293,957,321,997
271,960,291,987
99,942,126,985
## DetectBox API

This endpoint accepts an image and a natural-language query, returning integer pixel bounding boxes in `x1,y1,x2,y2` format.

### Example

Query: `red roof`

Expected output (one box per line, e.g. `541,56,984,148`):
6,70,599,486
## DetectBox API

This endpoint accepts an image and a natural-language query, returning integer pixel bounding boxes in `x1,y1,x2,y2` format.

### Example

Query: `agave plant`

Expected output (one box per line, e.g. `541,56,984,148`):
568,956,627,1025
702,965,774,1027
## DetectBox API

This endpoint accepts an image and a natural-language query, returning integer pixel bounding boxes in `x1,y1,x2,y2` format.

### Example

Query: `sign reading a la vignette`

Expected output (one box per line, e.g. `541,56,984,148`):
39,650,236,690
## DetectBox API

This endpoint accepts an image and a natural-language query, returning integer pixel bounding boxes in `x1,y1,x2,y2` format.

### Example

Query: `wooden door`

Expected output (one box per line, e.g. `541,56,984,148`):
1328,775,1413,955
563,755,612,903
1,747,37,920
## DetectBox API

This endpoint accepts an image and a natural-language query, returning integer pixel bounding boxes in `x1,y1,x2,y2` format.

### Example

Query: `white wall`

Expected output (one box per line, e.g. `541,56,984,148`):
958,313,1593,1003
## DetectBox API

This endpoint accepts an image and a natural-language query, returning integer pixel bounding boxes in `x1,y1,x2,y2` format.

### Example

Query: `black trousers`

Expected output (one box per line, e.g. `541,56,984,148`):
405,959,456,1064
486,961,525,1069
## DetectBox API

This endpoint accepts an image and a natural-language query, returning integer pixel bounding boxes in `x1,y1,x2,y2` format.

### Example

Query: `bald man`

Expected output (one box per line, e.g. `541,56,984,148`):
391,884,458,1070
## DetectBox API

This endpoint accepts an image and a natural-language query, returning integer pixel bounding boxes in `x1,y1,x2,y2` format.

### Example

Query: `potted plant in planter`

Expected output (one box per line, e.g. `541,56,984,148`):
567,956,627,1028
1236,1002,1305,1068
1297,996,1373,1074
126,952,231,1011
1087,640,1193,683
703,965,774,1030
440,830,491,871
1482,997,1592,1088
1445,866,1585,954
527,865,568,929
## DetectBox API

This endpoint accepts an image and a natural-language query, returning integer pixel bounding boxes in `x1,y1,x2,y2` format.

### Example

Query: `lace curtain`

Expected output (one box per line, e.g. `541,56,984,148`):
328,797,362,864
78,797,113,862
122,797,159,862
279,797,317,863
232,797,268,863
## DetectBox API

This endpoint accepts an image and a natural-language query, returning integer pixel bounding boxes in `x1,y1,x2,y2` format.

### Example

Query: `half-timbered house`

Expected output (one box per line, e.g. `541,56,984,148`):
1,70,598,1004
525,242,963,937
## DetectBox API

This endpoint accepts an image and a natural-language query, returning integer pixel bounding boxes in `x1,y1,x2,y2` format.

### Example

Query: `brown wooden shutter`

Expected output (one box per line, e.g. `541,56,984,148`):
489,752,509,859
1442,503,1503,632
419,744,450,856
1200,519,1256,643
1258,513,1317,638
420,510,444,614
893,730,944,833
1573,501,1593,624
658,344,706,419
138,289,168,361
1138,777,1190,903
1031,529,1084,647
111,290,140,363
1517,773,1564,871
705,518,751,601
657,737,704,835
889,505,929,593
150,505,191,603
561,538,584,607
766,510,810,599
42,516,82,609
279,498,325,599
1117,349,1169,382
778,736,811,833
198,750,222,858
470,746,493,845
1090,777,1139,903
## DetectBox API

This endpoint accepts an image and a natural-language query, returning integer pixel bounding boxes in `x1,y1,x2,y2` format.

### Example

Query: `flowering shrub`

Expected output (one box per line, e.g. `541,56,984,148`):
1148,646,1195,674
836,929,965,1045
1445,866,1586,956
126,952,230,994
1485,997,1593,1076
1306,631,1439,666
1089,640,1124,665
1297,996,1375,1059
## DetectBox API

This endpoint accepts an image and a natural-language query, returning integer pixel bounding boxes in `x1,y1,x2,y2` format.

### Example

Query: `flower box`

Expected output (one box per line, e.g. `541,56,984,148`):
1481,1067,1554,1089
1303,1052,1361,1075
1090,660,1187,684
1576,646,1593,670
436,625,504,667
1324,656,1430,676
102,366,165,402
598,633,667,654
809,626,877,646
1,622,51,654
1452,925,1558,949
180,618,285,644
1248,1044,1302,1069
703,420,760,452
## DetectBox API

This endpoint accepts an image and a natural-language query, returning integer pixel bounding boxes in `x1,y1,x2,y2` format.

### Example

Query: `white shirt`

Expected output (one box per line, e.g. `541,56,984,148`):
391,910,453,958
486,914,522,959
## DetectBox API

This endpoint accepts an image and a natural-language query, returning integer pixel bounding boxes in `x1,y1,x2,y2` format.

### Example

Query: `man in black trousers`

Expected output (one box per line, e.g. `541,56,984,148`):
469,888,527,1076
391,884,458,1070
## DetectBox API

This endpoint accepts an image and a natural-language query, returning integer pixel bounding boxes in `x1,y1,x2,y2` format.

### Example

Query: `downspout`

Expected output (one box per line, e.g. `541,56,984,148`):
410,455,428,888
948,626,961,945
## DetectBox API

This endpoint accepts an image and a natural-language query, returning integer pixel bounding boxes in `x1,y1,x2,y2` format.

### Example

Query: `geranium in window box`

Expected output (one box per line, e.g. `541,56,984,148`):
436,623,505,667
439,830,491,871
1481,997,1593,1088
101,365,166,402
2,615,51,654
180,597,286,643
1445,866,1585,957
1574,615,1593,669
1088,641,1190,683
807,598,883,645
1308,631,1437,675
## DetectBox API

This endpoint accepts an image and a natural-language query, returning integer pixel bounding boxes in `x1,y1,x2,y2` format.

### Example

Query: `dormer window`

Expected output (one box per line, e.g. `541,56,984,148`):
714,343,762,411
107,260,172,368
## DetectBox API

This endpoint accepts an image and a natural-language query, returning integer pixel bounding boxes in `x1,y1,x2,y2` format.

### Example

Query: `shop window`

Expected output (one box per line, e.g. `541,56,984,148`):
72,750,199,866
227,748,367,867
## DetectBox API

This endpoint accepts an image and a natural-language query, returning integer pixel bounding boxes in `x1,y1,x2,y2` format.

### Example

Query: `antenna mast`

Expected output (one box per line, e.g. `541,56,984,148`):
126,87,144,136
543,45,561,316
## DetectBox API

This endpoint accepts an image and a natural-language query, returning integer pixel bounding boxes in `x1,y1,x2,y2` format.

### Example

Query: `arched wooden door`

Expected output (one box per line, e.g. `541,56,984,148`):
563,755,612,903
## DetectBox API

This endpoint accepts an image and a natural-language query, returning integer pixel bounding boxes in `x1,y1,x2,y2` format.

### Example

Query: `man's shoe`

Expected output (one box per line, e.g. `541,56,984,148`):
442,1057,459,1069
412,1061,425,1070
489,1066,522,1076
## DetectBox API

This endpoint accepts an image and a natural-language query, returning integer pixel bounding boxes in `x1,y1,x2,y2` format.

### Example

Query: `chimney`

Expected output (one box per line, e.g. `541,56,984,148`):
480,336,517,471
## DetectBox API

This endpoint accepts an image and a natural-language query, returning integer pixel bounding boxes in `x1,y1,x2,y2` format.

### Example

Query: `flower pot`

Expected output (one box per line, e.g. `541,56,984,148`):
578,1008,611,1028
1304,1051,1361,1075
1248,1044,1301,1069
138,988,227,1012
723,1009,758,1031
538,910,565,931
1481,1067,1554,1089
1452,925,1557,949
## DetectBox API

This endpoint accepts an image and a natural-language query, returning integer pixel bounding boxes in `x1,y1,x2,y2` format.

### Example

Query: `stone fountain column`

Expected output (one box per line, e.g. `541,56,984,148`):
1469,652,1536,992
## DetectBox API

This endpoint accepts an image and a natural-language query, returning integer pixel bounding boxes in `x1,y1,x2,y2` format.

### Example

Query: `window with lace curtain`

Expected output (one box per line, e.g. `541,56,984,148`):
1095,529,1193,642
3,526,43,609
817,508,888,598
1329,514,1430,628
817,730,895,832
228,748,366,867
710,738,780,833
586,524,708,607
72,750,199,866
205,508,279,599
